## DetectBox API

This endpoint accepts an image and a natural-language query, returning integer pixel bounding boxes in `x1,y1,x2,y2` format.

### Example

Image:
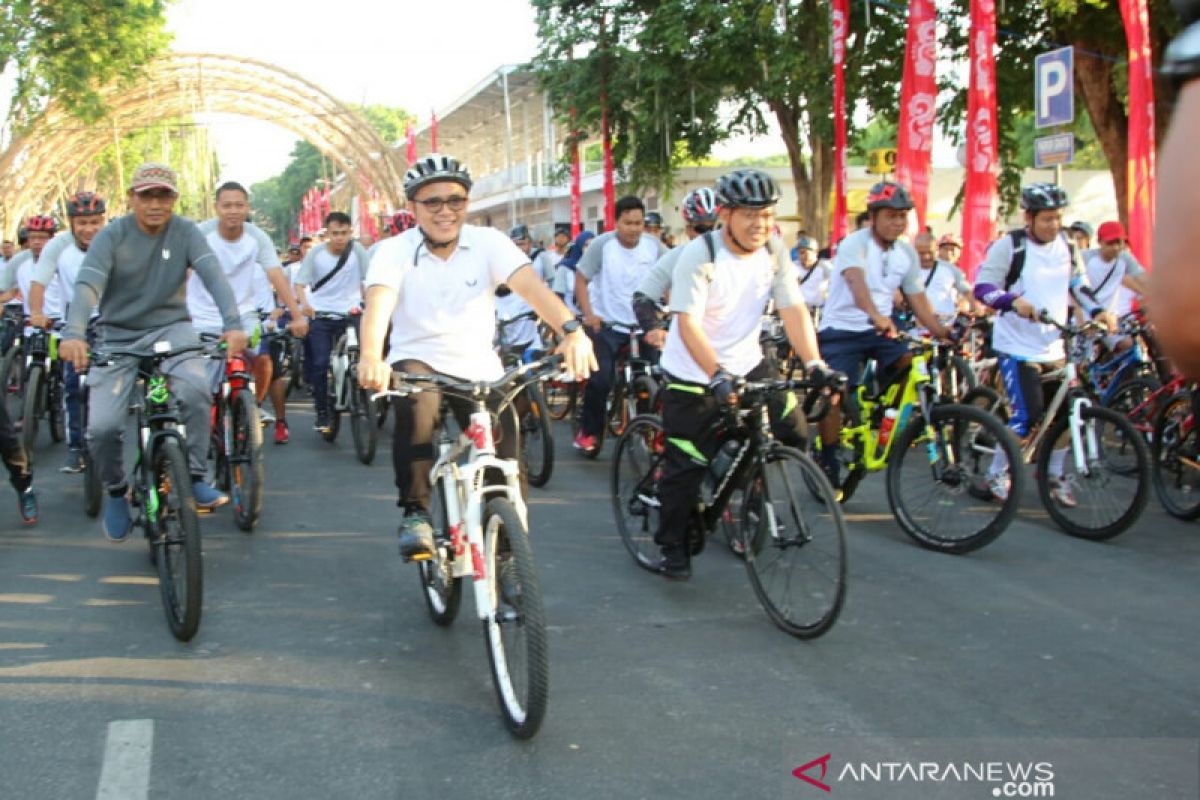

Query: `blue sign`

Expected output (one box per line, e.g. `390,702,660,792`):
1034,133,1075,168
1035,47,1074,129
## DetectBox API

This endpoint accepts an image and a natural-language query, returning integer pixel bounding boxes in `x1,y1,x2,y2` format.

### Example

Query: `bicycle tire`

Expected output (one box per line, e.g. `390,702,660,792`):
0,348,22,422
21,364,42,464
741,445,847,638
151,436,203,641
937,354,977,401
1104,376,1160,440
47,370,65,443
482,497,549,739
607,379,629,438
83,446,103,518
630,374,660,417
350,382,378,465
521,383,554,488
323,365,341,442
887,403,1024,554
419,477,463,625
230,390,264,531
543,378,577,422
1036,404,1149,540
610,414,667,571
1151,391,1200,520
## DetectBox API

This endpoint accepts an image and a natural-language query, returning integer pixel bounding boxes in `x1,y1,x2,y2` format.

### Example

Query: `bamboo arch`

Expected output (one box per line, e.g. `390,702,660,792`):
0,52,405,235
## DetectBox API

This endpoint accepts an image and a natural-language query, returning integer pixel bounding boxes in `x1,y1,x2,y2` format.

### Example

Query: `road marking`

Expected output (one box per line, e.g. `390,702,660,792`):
96,719,153,800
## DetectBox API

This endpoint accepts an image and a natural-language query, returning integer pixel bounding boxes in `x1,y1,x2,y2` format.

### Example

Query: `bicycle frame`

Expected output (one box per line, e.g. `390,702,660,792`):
1017,361,1100,475
840,347,937,473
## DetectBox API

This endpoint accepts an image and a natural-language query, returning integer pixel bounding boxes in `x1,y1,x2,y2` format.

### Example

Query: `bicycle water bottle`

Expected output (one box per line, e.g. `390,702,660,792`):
878,408,899,447
331,350,348,402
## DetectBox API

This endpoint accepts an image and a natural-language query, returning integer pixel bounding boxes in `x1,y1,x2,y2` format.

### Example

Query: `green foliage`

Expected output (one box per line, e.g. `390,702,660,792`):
0,0,173,125
849,119,898,166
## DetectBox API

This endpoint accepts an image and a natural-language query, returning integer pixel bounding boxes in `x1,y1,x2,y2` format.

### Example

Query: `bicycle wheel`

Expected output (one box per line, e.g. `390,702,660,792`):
151,436,203,641
419,477,463,625
1151,391,1200,520
936,354,977,401
47,371,65,443
611,414,667,571
961,385,1008,420
0,350,20,421
740,446,847,638
1036,404,1149,540
887,403,1024,554
323,365,341,442
482,497,549,739
21,364,43,463
543,377,577,421
350,381,378,465
630,374,659,417
83,445,103,518
375,394,390,430
1104,376,1160,440
230,390,264,531
208,404,230,492
521,384,554,488
607,379,629,437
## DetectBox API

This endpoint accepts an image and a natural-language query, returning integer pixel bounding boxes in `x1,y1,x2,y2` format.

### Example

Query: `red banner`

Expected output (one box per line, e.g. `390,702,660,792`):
431,110,439,152
1119,0,1156,267
831,0,849,248
601,105,615,230
405,123,417,167
894,0,938,233
961,0,999,280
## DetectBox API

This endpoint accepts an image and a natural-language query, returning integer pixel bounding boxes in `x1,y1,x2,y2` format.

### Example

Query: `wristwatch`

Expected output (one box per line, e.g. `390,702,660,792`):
1164,20,1200,89
562,319,583,336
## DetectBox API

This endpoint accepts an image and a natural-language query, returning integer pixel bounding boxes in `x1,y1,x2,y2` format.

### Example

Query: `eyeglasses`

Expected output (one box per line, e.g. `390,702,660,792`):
415,195,468,213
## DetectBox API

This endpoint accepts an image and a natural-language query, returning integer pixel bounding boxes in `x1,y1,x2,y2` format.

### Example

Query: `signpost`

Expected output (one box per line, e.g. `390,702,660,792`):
1033,133,1075,168
1034,46,1074,184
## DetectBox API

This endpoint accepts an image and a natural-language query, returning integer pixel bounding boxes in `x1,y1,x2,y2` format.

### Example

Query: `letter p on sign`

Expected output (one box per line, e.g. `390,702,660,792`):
1035,46,1074,129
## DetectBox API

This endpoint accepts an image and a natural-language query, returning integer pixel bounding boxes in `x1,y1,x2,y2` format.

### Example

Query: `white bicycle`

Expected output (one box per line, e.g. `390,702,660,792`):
374,355,561,739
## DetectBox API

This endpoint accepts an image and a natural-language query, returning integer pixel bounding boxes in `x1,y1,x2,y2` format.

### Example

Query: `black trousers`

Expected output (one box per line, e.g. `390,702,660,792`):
0,394,30,493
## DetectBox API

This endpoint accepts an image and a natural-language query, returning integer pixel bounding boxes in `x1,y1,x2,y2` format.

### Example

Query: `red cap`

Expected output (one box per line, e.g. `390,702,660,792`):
1097,221,1126,244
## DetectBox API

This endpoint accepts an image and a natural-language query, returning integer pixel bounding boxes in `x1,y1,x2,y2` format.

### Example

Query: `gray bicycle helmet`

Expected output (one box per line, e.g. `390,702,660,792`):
866,181,915,212
403,153,473,200
509,224,530,241
715,169,780,209
1021,182,1069,212
682,187,720,224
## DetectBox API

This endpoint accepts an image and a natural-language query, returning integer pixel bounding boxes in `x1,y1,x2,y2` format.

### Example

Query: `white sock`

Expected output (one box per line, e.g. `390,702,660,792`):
988,444,1009,476
1049,448,1068,478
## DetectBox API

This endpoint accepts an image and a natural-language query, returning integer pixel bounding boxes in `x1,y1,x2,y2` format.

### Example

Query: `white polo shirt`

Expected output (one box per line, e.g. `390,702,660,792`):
297,240,368,314
819,228,924,332
366,225,529,380
188,220,280,333
576,232,665,327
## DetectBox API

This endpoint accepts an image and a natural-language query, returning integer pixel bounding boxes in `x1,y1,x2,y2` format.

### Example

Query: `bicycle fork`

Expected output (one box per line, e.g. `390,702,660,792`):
1067,396,1098,476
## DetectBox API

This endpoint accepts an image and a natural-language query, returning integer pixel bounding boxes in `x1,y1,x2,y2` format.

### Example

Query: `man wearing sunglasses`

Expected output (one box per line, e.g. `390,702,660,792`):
358,153,596,562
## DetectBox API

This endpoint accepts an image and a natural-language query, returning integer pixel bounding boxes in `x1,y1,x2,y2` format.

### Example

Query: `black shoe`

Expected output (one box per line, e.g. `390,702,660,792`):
60,448,84,474
18,488,37,525
653,546,691,581
398,511,436,561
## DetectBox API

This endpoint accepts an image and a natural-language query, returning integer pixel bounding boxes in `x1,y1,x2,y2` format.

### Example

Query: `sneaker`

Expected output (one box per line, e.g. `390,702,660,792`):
398,510,436,561
987,471,1011,502
314,413,331,433
192,480,230,510
573,431,598,454
18,488,37,525
653,545,691,581
103,494,132,542
274,419,290,445
60,448,85,474
1049,476,1077,508
259,405,276,425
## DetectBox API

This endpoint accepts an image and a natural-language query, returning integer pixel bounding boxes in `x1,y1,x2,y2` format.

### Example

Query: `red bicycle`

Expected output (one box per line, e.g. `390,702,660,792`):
207,343,264,531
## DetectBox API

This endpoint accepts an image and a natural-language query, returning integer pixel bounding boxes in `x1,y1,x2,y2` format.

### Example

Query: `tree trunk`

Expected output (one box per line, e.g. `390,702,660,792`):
771,100,830,244
1071,39,1129,226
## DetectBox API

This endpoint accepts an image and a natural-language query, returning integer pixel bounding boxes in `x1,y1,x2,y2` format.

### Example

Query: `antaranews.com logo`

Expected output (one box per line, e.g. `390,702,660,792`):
793,753,1055,797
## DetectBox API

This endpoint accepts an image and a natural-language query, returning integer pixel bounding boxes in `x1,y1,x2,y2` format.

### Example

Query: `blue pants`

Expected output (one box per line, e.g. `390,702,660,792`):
307,316,349,418
64,361,82,449
579,327,659,438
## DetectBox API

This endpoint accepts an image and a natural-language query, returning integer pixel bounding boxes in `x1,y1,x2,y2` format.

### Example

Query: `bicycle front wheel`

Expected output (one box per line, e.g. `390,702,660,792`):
323,365,341,442
21,364,43,463
1152,391,1200,520
230,390,264,531
887,403,1024,554
47,371,65,443
1036,404,1149,540
482,497,549,739
521,384,554,488
611,414,667,571
350,382,378,464
543,377,577,421
83,446,103,517
741,446,847,638
151,436,203,641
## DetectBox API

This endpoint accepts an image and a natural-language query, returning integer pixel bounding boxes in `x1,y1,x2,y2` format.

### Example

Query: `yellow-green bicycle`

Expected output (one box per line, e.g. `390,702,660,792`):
821,333,1024,554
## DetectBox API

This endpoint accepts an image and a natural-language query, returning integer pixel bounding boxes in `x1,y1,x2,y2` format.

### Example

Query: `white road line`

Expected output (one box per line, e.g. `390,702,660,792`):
96,719,154,800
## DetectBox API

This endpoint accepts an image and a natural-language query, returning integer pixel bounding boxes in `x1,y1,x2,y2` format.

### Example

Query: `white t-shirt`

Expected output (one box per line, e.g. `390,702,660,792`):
187,220,280,334
576,232,665,327
1,250,49,316
553,265,580,315
819,228,924,332
1083,248,1145,315
797,260,832,308
366,225,529,380
495,290,541,350
660,234,804,384
919,260,971,320
296,241,369,314
31,231,81,319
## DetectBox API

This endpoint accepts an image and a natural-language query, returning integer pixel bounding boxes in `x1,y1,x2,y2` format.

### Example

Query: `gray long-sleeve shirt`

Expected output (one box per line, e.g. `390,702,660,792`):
64,214,241,345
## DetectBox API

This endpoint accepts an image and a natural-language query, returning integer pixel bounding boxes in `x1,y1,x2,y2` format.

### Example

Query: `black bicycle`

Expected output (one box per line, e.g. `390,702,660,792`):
320,311,383,464
497,312,555,488
20,327,66,463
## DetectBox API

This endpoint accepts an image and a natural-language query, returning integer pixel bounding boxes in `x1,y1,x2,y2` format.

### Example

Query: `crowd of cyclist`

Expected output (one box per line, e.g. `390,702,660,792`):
0,148,1181,581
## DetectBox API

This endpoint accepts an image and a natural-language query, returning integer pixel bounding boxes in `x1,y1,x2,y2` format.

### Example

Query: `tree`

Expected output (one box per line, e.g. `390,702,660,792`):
0,0,173,126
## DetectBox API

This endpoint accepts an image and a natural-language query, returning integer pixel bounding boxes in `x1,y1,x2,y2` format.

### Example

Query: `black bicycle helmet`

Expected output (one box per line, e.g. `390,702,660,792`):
644,212,663,227
866,181,915,212
1021,183,1069,212
403,153,472,200
67,191,106,217
715,169,780,209
509,224,530,241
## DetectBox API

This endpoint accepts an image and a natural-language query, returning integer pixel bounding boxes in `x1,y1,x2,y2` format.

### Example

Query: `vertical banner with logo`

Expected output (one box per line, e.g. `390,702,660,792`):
961,0,999,280
1119,0,1156,268
405,124,417,167
895,0,938,233
430,110,439,152
601,105,616,231
569,110,582,238
831,0,849,248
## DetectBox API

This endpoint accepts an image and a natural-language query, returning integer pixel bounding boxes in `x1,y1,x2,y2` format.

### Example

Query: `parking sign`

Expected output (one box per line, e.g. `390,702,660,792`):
1035,47,1074,129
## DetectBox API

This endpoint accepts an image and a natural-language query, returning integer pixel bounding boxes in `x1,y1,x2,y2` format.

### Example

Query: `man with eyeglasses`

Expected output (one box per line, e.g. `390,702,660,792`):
293,211,369,433
58,162,248,542
357,153,596,562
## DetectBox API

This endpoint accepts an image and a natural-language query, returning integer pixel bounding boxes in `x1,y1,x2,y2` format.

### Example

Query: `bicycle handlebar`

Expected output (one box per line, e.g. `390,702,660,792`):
371,353,565,404
91,343,206,368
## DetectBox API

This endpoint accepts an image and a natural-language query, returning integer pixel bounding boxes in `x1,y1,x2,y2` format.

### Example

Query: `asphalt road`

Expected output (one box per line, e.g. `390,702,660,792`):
0,400,1197,800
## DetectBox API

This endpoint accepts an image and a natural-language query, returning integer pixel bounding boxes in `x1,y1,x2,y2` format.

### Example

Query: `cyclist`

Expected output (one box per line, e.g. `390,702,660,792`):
1068,220,1093,252
497,226,545,352
573,196,668,454
293,211,369,433
914,231,975,323
1082,220,1149,353
28,194,107,472
644,211,666,244
0,216,59,313
814,181,953,488
0,390,36,524
58,162,248,541
973,183,1115,505
552,230,595,317
794,235,832,320
356,153,596,561
937,233,963,267
651,168,835,580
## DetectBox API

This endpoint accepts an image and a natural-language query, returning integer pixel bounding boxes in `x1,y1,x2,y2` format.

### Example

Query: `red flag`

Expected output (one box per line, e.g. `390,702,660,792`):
320,186,331,221
831,0,849,248
570,112,582,238
405,123,417,167
961,0,999,281
894,0,938,233
431,110,438,152
1119,0,1155,268
601,104,615,230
